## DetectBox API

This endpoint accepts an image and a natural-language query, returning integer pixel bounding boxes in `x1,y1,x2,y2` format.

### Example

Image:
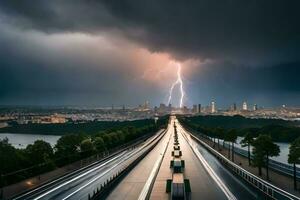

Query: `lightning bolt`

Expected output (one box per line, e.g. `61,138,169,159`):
167,63,184,108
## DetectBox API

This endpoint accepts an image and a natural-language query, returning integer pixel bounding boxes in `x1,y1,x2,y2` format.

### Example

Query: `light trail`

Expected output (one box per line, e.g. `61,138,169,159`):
167,63,184,108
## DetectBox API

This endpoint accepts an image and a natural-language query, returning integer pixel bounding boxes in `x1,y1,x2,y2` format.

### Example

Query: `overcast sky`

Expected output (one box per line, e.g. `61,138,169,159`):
0,0,299,108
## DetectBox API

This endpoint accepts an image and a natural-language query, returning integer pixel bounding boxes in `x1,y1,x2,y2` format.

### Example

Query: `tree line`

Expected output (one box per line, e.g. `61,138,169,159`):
178,116,300,190
0,116,168,186
179,115,300,142
0,118,160,135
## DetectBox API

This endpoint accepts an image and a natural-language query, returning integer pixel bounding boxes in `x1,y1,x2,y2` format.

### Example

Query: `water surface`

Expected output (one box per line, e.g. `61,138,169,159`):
0,133,61,149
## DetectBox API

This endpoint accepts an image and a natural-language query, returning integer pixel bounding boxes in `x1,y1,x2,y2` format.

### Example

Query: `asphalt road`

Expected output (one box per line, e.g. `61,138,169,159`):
108,116,257,200
13,129,165,200
150,117,228,200
107,122,172,200
178,120,258,200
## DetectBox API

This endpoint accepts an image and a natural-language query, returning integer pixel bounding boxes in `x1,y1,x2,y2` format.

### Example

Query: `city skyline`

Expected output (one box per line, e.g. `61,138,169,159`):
0,1,300,107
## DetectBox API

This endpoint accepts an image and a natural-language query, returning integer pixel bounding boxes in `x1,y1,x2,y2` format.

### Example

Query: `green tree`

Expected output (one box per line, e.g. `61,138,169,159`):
215,128,221,150
240,133,254,165
102,134,113,148
80,139,94,157
110,132,121,147
205,128,215,148
94,137,106,152
210,128,216,148
252,135,280,180
0,138,25,175
224,132,231,159
216,128,225,150
227,129,238,162
25,140,53,165
288,137,300,190
55,134,84,158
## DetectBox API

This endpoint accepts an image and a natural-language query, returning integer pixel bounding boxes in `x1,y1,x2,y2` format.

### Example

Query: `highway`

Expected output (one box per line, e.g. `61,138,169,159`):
177,121,258,200
13,116,294,200
108,116,258,200
150,117,228,199
107,122,172,200
13,129,166,200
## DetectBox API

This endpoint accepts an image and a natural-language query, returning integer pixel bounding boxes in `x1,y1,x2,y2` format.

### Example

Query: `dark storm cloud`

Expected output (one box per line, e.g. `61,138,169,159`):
0,0,300,106
1,0,300,64
0,22,164,106
185,61,300,107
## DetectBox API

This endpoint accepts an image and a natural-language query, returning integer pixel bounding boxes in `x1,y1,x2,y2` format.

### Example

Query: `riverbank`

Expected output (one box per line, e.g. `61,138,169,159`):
0,119,158,135
0,133,60,148
220,137,291,164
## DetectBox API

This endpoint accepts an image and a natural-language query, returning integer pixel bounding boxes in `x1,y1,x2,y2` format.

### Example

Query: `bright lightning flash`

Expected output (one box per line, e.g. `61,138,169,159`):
167,63,184,108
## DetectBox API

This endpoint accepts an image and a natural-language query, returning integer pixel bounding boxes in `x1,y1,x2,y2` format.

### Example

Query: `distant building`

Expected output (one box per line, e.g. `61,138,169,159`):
192,105,197,113
230,103,237,111
158,103,167,113
242,101,248,111
182,106,189,113
232,103,237,111
0,122,8,128
159,103,166,109
253,104,258,111
143,101,149,109
198,104,201,113
211,101,216,113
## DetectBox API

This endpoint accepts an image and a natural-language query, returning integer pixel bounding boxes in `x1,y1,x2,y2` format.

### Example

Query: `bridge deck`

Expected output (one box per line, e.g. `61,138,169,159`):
106,129,171,200
150,117,227,200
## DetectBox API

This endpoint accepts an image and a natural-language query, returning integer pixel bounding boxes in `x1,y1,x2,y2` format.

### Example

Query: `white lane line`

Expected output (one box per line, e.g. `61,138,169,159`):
32,130,164,200
62,152,135,200
14,152,127,200
33,151,127,200
178,125,237,200
138,128,171,200
63,131,166,200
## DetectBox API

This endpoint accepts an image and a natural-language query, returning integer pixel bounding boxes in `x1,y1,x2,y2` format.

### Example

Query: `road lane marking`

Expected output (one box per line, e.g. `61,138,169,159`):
62,160,125,200
32,151,127,200
178,123,237,200
61,130,166,200
138,127,171,200
15,129,164,200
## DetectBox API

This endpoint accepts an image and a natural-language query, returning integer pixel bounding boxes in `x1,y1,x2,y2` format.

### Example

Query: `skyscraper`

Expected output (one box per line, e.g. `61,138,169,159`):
144,101,149,109
192,105,197,113
230,103,237,111
253,104,258,111
198,104,201,113
242,101,248,111
211,101,216,113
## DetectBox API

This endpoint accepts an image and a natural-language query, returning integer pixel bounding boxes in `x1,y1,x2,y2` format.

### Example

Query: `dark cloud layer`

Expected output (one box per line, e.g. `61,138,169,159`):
1,0,300,63
0,1,300,106
186,61,300,107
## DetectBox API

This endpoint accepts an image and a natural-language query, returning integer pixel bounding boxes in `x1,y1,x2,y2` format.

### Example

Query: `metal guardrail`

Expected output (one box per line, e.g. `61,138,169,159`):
187,132,300,200
89,128,168,200
10,129,166,200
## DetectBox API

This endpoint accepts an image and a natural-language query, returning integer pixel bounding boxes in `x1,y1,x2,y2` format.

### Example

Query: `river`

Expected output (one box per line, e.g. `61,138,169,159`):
227,137,290,164
0,133,61,149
